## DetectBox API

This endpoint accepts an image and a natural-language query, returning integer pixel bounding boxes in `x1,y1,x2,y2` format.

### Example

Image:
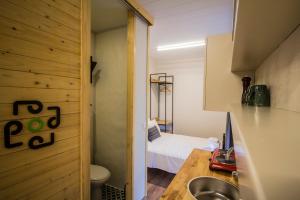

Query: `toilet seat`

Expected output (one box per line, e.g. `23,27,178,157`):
90,164,111,182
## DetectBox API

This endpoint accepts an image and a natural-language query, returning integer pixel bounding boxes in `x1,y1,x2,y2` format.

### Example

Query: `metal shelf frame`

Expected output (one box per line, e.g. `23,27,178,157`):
150,73,174,133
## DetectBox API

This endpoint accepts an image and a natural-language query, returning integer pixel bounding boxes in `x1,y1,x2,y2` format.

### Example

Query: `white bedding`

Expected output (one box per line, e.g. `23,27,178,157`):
147,133,219,173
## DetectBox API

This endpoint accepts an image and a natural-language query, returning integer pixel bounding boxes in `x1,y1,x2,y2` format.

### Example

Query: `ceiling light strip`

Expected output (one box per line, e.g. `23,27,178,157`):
157,41,206,51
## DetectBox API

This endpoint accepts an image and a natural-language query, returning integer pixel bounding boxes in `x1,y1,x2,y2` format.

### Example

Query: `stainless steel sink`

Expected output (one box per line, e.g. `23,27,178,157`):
187,176,240,200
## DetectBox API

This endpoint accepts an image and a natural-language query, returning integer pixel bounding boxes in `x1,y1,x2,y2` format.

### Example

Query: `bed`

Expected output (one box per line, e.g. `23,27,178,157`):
147,132,219,174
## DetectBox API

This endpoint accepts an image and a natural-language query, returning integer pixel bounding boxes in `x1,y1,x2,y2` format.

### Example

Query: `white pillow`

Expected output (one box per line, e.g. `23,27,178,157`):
148,119,156,128
148,119,161,134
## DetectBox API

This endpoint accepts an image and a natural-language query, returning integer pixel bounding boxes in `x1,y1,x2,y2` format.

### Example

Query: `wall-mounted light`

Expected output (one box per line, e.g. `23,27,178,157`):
157,40,206,51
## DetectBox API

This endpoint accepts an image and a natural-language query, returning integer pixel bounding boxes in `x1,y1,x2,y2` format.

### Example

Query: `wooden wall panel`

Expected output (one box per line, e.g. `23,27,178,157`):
0,136,79,173
0,126,79,155
0,53,80,78
0,160,79,199
42,0,80,20
0,148,79,189
0,87,79,103
0,114,79,134
65,0,81,9
0,0,82,199
0,69,80,89
0,102,79,121
29,172,80,200
0,15,80,54
47,183,80,200
0,35,79,66
0,1,80,43
80,0,91,198
7,0,80,31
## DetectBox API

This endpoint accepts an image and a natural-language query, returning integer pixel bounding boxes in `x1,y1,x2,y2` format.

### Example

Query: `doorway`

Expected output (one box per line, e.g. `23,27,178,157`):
81,1,152,199
90,0,128,199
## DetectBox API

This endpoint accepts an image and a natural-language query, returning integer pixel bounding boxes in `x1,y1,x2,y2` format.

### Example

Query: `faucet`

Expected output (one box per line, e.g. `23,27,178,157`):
225,147,234,160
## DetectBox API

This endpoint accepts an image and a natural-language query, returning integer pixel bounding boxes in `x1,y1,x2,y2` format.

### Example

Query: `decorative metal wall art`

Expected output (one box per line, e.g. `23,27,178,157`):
4,100,61,149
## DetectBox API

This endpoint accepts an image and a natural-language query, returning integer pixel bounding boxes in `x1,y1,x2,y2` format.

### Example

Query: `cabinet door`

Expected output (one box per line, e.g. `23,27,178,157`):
204,33,252,111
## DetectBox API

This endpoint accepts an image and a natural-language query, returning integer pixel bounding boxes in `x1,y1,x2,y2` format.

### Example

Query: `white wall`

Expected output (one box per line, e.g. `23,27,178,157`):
149,57,158,119
255,26,300,112
93,27,127,188
154,59,226,139
133,17,148,200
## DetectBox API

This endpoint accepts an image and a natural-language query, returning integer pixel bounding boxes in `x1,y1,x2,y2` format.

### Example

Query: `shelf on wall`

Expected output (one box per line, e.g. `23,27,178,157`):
230,104,300,199
156,119,172,125
150,79,173,84
159,89,172,93
159,86,172,93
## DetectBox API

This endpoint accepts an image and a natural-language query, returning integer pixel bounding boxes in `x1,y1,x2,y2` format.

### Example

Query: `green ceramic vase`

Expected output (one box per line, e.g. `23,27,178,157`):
245,85,270,107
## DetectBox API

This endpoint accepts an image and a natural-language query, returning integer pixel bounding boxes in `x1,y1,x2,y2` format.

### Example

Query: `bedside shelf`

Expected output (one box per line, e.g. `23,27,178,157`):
156,119,172,125
150,79,173,84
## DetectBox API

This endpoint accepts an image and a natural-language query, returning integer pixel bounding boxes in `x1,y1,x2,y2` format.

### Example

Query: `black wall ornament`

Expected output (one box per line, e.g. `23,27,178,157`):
13,100,43,115
28,133,55,149
4,120,23,148
27,118,45,133
47,106,61,129
3,100,61,150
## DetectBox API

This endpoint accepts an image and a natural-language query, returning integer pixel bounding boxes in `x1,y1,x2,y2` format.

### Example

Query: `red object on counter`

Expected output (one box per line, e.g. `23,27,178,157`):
209,149,237,172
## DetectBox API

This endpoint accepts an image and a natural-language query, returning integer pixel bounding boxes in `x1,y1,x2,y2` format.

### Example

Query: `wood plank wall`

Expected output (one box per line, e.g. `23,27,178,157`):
0,0,82,199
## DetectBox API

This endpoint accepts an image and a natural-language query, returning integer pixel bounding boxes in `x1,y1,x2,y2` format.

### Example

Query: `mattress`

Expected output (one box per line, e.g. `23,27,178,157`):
147,133,219,173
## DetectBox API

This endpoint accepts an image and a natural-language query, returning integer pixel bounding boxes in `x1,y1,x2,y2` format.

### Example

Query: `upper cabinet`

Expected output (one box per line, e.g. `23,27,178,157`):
204,0,300,112
231,0,300,72
204,34,253,112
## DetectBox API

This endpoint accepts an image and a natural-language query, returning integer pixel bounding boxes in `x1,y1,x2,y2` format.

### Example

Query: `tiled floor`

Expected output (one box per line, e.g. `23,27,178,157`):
147,168,175,200
95,169,174,200
101,184,125,200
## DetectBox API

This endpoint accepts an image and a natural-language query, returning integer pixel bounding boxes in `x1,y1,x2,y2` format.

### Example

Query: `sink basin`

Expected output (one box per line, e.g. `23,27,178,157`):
187,176,239,200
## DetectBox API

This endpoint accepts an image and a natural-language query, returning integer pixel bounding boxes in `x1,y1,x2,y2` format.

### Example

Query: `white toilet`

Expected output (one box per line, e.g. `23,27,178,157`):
90,164,111,200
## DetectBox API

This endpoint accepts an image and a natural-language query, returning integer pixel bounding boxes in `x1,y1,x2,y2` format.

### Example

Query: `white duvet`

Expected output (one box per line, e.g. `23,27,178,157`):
147,133,219,173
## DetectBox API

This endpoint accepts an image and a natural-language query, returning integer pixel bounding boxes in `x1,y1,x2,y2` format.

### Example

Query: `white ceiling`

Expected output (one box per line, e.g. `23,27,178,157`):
91,0,127,33
139,0,234,64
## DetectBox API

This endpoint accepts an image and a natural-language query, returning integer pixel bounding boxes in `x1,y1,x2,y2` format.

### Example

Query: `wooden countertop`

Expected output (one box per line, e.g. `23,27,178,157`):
161,149,238,200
